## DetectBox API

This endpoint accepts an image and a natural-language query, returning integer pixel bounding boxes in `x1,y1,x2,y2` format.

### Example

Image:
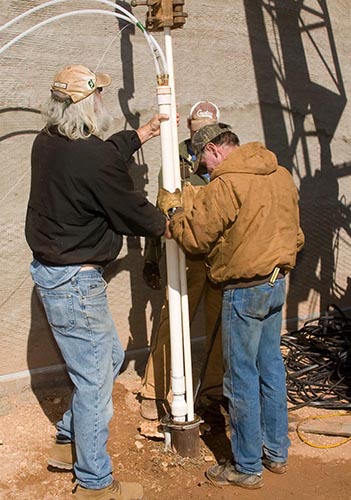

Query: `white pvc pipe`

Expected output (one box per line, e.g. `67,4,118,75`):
166,240,188,421
179,250,194,421
157,86,187,422
164,29,181,188
164,27,194,422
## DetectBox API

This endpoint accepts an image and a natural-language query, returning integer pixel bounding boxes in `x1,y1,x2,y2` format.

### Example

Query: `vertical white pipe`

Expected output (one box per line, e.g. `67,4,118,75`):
164,27,194,422
157,86,187,422
179,250,194,421
164,28,181,189
166,240,187,422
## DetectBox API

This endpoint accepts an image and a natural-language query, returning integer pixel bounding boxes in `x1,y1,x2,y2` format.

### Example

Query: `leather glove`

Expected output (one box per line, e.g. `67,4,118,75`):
157,187,182,215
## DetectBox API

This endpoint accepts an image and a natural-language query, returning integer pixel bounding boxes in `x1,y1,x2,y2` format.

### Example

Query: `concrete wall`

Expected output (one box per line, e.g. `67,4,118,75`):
0,1,350,388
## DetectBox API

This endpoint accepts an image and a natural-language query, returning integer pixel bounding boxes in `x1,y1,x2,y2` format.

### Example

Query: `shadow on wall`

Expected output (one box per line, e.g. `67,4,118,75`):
0,107,41,142
244,0,350,328
27,288,72,424
0,108,66,421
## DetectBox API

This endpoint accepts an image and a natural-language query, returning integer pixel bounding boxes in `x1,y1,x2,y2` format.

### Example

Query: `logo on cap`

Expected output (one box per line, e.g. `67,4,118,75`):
194,109,215,120
53,81,68,90
189,101,220,122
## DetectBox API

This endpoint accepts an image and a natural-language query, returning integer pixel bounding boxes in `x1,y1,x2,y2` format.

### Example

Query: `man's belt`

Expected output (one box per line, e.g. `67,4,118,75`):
222,267,287,290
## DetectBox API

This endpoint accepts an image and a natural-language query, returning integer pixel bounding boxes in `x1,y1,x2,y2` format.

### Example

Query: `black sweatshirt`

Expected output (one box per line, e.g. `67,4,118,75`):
25,128,166,266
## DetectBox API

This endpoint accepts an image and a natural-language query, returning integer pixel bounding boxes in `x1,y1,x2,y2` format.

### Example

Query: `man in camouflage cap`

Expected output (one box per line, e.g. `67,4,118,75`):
191,122,233,158
158,122,304,490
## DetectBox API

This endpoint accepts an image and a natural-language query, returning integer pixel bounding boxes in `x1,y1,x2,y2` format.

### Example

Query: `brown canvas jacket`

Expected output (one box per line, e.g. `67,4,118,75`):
170,141,304,284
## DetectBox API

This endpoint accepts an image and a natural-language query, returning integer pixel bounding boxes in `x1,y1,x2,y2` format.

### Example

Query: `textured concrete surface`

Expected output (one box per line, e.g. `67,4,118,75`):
0,1,350,385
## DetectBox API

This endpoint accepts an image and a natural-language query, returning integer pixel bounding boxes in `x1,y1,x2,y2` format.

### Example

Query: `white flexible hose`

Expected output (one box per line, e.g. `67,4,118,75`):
147,33,168,78
0,10,126,50
0,0,167,76
0,10,163,77
0,0,138,32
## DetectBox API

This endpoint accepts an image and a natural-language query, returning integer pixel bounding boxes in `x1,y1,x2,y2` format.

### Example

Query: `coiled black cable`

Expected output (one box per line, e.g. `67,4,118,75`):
281,304,351,411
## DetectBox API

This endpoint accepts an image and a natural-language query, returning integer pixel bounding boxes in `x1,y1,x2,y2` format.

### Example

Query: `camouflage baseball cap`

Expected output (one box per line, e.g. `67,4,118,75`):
191,122,232,156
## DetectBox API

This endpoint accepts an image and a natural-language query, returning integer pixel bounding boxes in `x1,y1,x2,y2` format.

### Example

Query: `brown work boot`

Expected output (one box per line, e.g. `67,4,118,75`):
139,397,168,421
206,461,264,489
48,440,76,470
74,479,143,499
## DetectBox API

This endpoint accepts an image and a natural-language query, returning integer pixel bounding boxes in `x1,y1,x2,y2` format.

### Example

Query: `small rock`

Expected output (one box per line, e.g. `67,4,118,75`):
139,421,164,439
135,440,144,450
135,434,145,440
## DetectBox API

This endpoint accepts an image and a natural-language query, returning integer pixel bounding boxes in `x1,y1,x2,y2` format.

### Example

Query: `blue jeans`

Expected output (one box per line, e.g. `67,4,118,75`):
35,268,125,489
222,279,290,475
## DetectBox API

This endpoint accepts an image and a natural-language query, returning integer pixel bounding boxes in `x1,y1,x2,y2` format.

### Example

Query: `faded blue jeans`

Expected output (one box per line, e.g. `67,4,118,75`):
222,279,290,475
34,268,125,489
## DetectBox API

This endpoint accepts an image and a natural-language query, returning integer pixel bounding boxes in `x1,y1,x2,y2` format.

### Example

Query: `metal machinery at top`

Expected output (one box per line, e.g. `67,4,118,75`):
131,0,187,31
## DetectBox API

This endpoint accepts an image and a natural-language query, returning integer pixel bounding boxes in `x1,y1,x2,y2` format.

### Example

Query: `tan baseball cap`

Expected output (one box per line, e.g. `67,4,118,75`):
188,101,220,132
51,64,111,103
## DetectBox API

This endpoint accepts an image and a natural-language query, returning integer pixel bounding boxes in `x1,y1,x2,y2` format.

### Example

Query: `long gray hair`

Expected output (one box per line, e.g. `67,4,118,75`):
42,92,112,140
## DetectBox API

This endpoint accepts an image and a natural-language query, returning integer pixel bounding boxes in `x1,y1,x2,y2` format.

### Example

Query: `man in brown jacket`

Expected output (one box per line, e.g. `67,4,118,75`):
158,123,304,490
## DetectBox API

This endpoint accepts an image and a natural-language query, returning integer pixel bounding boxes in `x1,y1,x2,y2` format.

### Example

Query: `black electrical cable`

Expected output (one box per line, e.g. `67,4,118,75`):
281,304,351,411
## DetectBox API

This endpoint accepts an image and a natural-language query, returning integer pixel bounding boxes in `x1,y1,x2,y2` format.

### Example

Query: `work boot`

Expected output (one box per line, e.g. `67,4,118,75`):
48,439,76,470
74,479,143,499
206,461,264,489
139,398,168,421
262,457,288,474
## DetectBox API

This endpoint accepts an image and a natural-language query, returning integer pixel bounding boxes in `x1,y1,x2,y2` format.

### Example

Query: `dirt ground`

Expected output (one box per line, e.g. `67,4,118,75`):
1,370,351,500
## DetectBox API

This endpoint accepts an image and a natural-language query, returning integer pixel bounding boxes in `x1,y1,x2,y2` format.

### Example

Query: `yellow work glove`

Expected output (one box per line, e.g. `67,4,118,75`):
182,182,203,211
157,187,182,215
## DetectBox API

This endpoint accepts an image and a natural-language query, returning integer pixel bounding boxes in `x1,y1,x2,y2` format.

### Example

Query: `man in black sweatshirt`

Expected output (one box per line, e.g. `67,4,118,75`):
25,64,167,500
